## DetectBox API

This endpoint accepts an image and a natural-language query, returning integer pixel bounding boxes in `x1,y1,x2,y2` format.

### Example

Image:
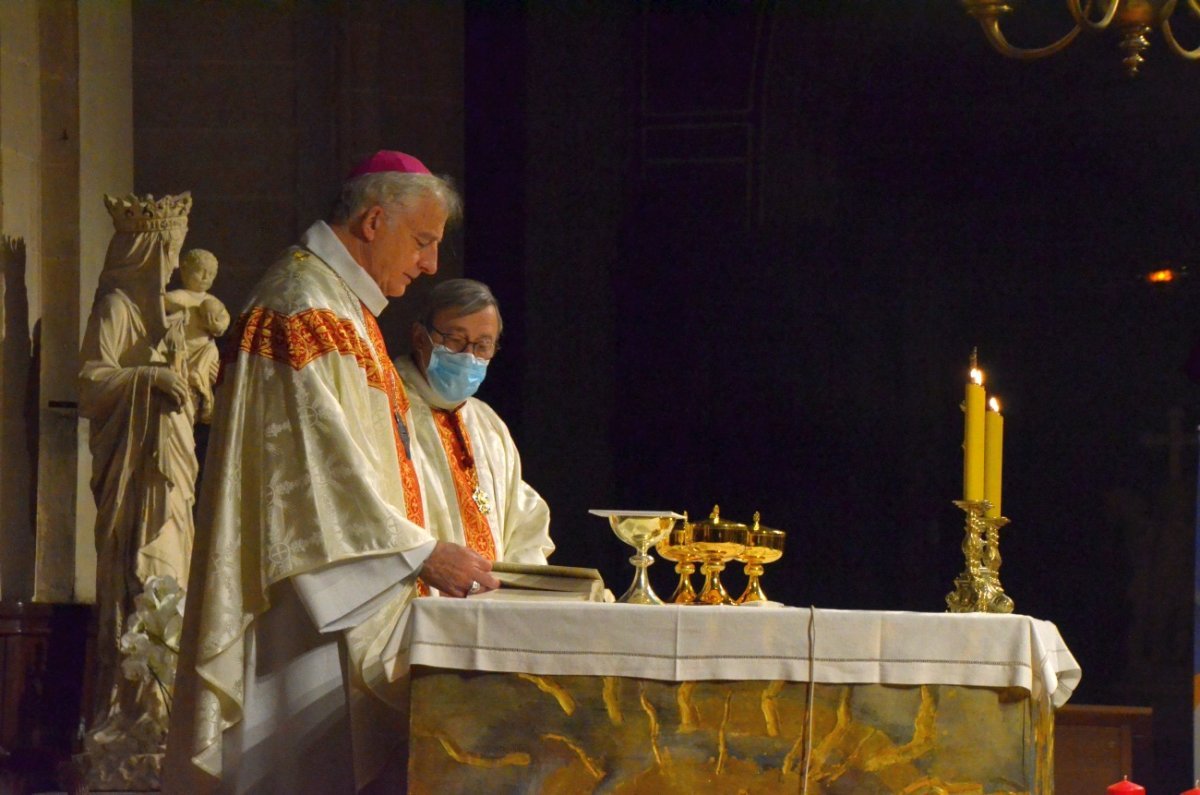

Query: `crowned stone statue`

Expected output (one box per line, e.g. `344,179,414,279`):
78,192,197,790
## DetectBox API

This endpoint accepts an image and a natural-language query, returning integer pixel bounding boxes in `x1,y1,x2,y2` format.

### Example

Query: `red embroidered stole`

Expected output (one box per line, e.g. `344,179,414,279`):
359,308,425,528
432,409,496,561
226,301,425,527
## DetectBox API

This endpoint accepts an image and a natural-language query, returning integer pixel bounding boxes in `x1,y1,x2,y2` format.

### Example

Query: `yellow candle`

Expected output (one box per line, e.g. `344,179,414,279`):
963,367,985,501
984,397,1004,518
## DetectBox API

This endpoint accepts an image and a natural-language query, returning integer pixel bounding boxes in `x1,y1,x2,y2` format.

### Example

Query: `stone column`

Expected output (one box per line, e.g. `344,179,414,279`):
27,0,130,606
69,0,131,604
0,0,43,605
33,0,81,605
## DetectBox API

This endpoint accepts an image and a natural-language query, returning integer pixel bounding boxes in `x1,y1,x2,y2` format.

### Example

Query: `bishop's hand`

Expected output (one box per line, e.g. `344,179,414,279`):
421,541,500,598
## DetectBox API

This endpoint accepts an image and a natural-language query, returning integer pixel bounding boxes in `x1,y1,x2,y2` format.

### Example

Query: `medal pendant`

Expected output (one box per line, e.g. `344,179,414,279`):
472,486,492,515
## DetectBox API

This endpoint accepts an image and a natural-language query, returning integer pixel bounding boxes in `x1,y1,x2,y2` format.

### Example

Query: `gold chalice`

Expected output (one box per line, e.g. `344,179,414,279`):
589,509,684,605
655,512,699,604
690,506,749,605
735,512,786,604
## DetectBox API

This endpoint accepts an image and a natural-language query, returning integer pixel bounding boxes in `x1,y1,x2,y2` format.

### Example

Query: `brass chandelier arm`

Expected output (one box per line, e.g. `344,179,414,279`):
964,0,1200,71
1162,20,1200,56
977,16,1084,59
1067,0,1119,30
1161,0,1199,18
1161,0,1200,57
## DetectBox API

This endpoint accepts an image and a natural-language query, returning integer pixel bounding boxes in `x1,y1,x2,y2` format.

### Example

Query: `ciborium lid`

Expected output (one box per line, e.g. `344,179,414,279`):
741,511,785,558
747,511,785,543
690,505,750,544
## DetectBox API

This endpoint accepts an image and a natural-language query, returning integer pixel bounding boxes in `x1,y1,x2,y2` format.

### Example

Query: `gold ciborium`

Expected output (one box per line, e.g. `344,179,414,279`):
736,512,785,605
589,509,683,605
655,512,699,604
690,506,749,605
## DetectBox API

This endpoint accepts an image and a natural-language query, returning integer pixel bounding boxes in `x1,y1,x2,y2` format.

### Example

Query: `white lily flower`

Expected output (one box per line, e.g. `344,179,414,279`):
117,576,187,710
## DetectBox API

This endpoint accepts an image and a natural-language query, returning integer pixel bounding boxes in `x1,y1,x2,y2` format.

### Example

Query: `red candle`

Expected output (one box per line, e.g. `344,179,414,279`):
1180,780,1200,795
1108,777,1145,795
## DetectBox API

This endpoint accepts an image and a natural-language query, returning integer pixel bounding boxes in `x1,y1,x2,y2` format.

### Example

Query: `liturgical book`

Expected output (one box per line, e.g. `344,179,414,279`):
471,561,608,602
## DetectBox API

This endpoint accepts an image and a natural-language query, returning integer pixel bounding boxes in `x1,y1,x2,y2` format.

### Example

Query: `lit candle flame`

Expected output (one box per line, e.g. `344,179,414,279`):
1146,268,1176,283
970,368,983,386
989,397,1000,412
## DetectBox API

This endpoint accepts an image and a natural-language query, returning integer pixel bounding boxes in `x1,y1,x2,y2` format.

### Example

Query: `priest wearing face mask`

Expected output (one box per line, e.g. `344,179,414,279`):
395,278,554,569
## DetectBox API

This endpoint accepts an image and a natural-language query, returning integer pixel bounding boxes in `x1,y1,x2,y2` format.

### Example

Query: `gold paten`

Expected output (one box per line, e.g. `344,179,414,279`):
655,512,700,604
946,499,1015,613
735,512,786,604
689,506,749,605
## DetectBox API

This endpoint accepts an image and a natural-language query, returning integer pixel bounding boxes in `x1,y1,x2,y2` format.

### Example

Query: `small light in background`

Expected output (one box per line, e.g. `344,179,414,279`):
1142,264,1189,285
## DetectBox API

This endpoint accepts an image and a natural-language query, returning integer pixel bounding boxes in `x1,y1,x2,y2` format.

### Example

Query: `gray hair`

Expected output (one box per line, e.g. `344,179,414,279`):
421,278,503,336
328,171,463,225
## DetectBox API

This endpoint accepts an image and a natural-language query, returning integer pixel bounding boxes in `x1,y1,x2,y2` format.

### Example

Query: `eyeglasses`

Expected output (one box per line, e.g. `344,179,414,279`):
427,325,500,360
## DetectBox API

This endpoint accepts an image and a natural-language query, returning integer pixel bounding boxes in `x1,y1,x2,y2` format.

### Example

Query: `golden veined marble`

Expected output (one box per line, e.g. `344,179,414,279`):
408,669,1052,794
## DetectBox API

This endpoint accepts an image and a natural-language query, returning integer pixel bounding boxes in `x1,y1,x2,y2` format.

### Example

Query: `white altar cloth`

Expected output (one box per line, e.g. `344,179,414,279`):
398,600,1080,708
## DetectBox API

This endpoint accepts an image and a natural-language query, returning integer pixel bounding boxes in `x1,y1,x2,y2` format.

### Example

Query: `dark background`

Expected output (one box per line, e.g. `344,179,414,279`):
460,2,1198,787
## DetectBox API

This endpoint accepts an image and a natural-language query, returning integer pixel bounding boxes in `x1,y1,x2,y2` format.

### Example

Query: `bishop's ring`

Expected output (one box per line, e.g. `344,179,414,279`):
469,580,481,594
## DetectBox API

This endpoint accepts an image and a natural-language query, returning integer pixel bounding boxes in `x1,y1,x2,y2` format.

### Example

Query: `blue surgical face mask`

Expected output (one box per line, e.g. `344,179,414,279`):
426,345,488,404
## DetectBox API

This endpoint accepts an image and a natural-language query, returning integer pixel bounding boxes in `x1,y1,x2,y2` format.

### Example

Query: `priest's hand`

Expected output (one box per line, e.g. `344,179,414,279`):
421,541,500,598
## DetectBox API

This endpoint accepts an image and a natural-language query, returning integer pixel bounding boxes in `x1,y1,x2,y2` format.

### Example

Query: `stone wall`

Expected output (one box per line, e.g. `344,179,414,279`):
1,1,46,603
132,0,466,355
0,0,132,605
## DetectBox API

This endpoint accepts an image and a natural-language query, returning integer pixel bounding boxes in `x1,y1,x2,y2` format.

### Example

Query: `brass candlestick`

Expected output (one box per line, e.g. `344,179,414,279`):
981,515,1014,613
946,500,1014,614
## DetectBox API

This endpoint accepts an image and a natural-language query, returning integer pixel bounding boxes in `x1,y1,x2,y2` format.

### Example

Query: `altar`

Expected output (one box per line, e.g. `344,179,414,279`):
400,599,1080,794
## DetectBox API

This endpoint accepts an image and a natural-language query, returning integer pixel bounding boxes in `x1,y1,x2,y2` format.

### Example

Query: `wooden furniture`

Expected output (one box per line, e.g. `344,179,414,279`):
1054,704,1153,795
0,603,91,792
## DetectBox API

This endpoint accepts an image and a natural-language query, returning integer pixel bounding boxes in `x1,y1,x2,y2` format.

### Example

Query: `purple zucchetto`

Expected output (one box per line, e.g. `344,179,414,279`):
347,150,432,179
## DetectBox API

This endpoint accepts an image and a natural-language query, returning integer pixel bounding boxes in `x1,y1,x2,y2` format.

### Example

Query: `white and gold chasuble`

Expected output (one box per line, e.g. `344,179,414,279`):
165,223,435,794
395,356,554,567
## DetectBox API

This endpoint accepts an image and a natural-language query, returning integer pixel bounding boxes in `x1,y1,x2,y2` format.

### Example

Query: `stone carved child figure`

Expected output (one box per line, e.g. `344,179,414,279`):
164,249,229,423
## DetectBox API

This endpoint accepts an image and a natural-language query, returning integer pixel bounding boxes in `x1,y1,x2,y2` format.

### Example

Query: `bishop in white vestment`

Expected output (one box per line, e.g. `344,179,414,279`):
164,152,498,794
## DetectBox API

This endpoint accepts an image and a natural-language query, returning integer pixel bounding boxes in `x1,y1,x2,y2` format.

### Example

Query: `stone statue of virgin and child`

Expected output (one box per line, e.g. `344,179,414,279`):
77,192,227,788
